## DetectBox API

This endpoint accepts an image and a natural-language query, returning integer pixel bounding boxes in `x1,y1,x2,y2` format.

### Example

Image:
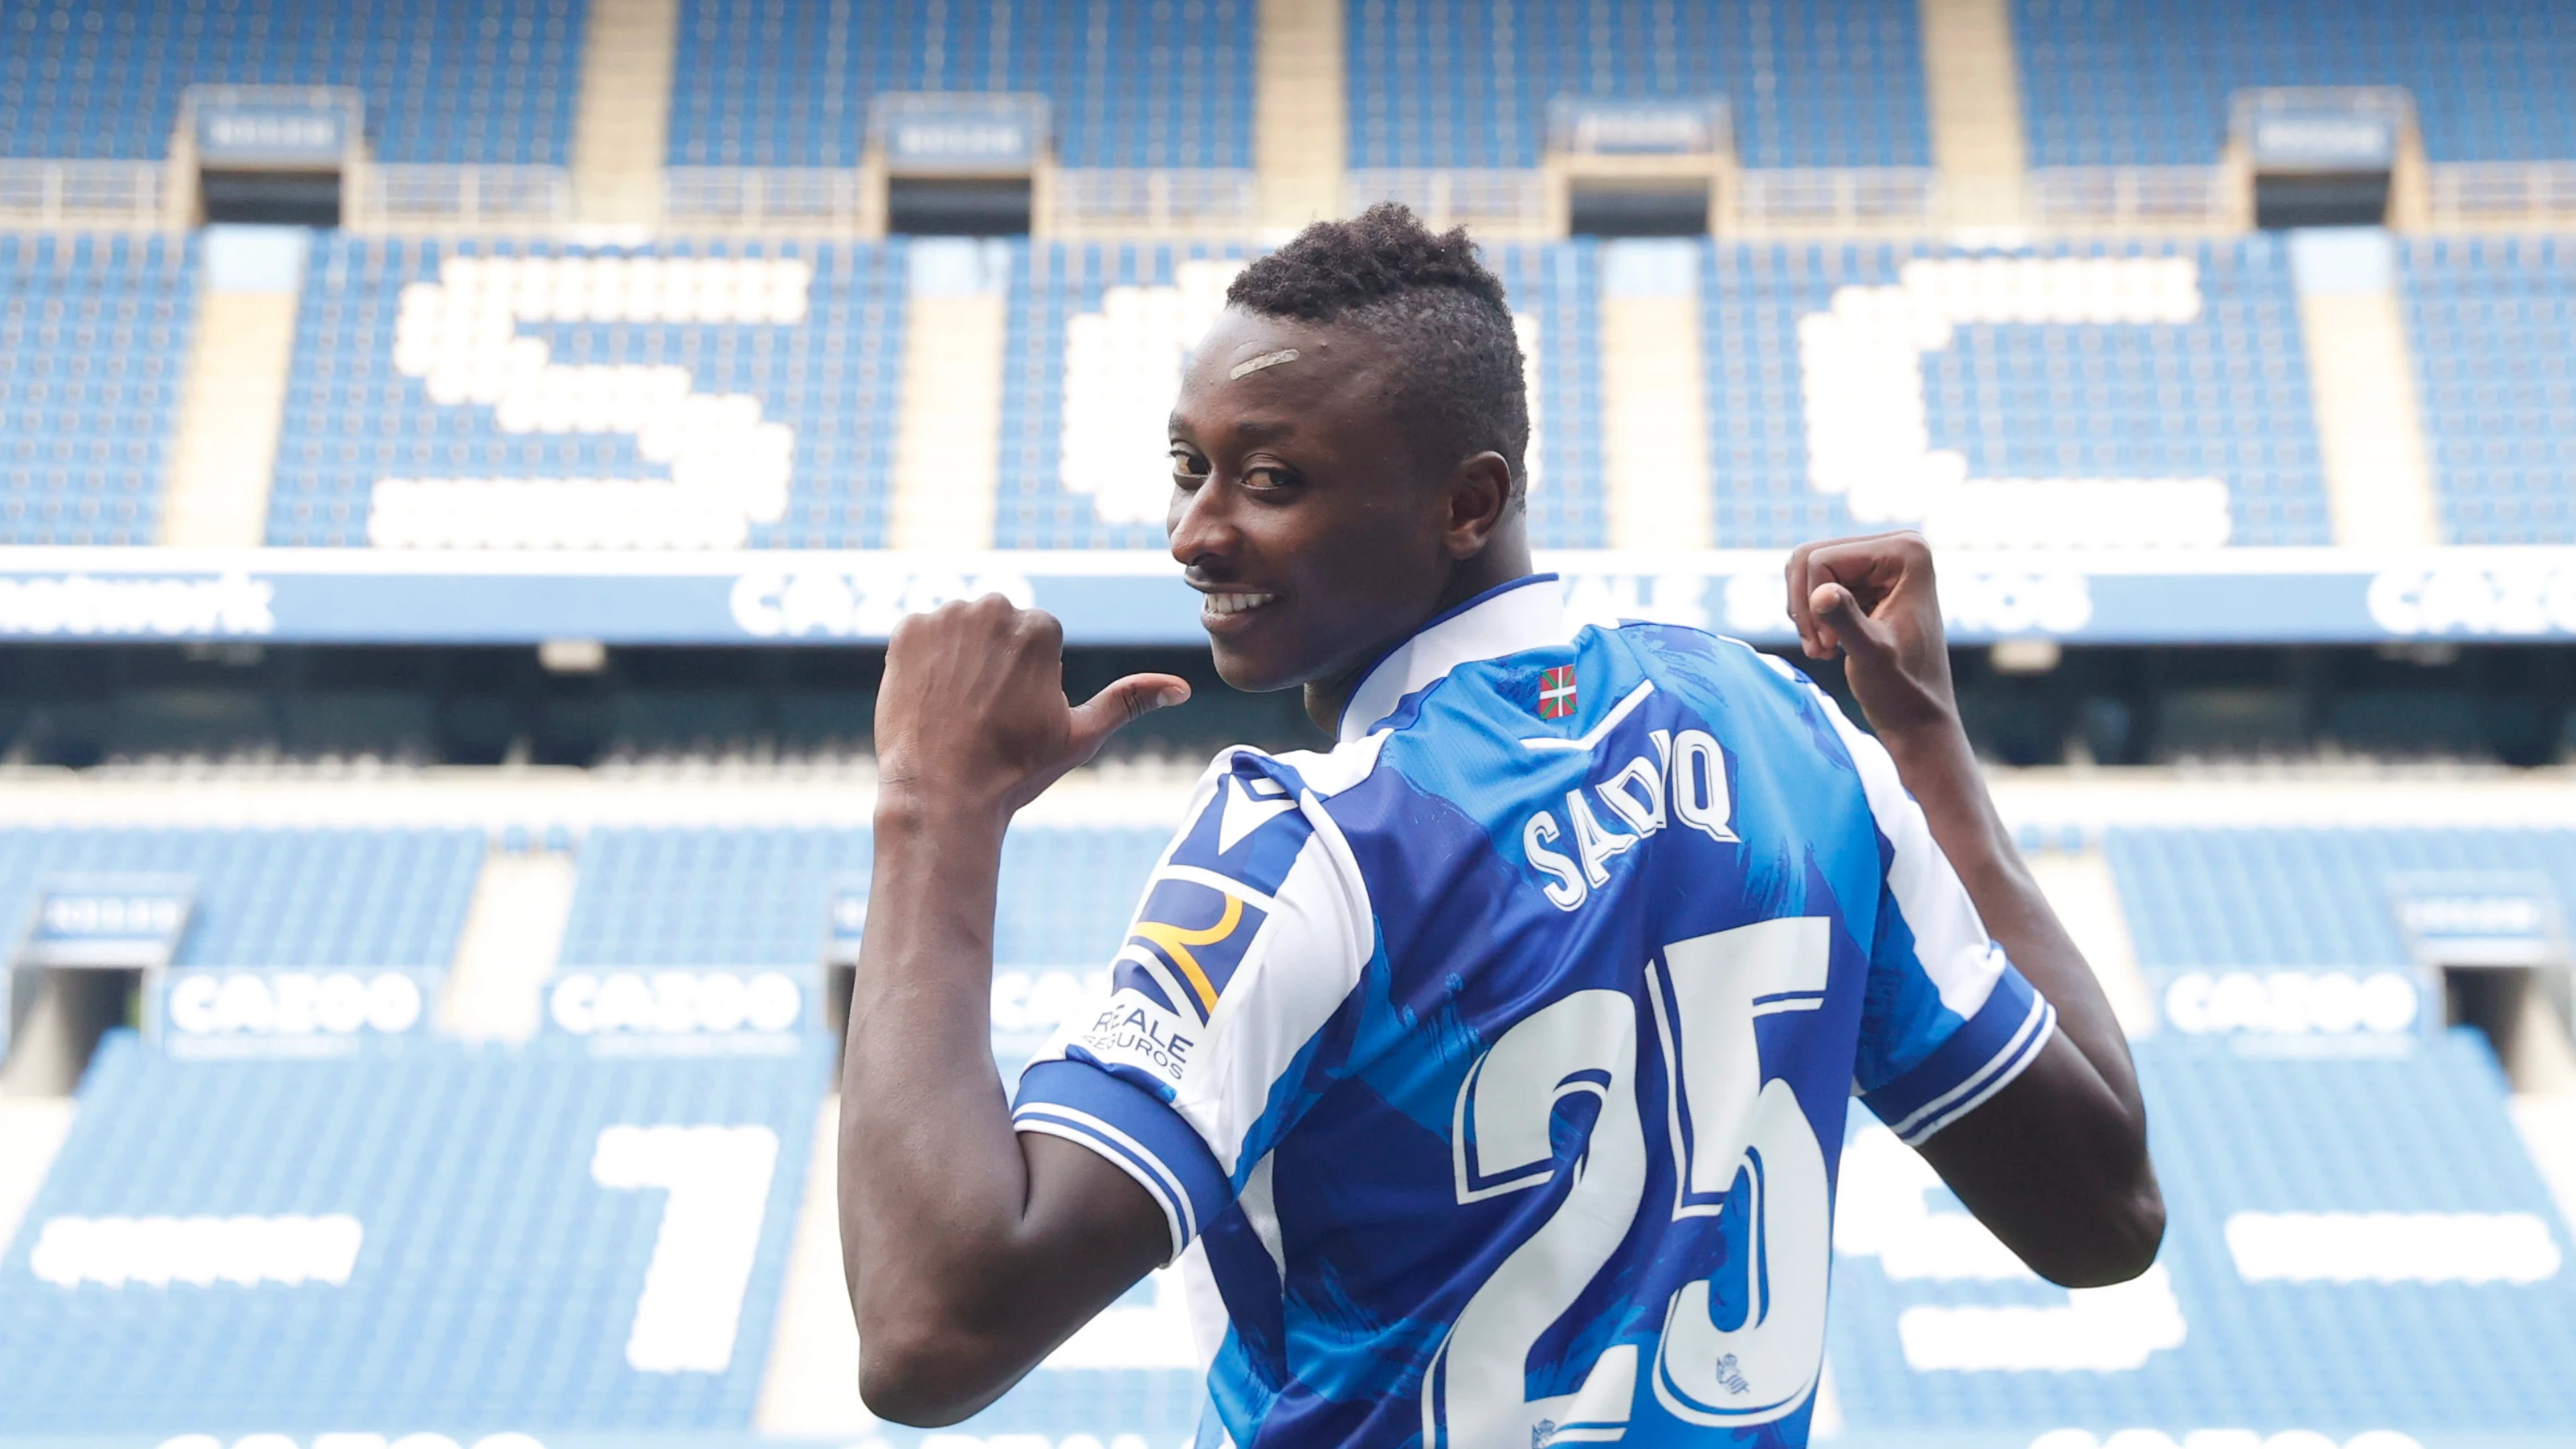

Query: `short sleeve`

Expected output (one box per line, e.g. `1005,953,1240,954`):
1818,700,2057,1146
1012,749,1374,1260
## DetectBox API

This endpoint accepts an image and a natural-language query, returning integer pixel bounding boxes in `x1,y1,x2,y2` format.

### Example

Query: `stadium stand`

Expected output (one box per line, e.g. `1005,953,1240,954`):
2398,232,2576,545
1832,1033,2576,1434
1345,0,1932,169
0,1033,822,1435
0,0,586,165
0,826,482,967
665,0,1258,169
0,231,195,547
2107,826,2576,971
557,823,1166,971
1707,236,2329,549
1002,239,1604,550
270,235,907,549
2014,0,2576,167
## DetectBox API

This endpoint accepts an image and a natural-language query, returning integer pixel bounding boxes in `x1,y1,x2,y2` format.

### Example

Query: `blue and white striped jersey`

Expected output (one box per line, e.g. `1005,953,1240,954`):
1014,574,2055,1449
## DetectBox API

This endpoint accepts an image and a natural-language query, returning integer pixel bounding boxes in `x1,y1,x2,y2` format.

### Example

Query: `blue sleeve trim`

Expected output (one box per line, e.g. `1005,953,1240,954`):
1860,962,2057,1146
1013,1057,1233,1261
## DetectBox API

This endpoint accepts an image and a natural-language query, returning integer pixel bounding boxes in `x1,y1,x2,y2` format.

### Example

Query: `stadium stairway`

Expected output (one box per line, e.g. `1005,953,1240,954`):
571,0,685,227
1601,240,1713,549
2290,230,2442,549
160,228,306,549
1254,0,1348,231
437,843,582,1043
889,240,1010,550
0,1100,75,1256
1921,0,2034,229
756,1093,872,1436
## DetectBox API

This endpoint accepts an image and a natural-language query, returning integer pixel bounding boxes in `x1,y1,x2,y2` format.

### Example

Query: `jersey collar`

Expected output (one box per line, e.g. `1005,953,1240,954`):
1337,573,1572,742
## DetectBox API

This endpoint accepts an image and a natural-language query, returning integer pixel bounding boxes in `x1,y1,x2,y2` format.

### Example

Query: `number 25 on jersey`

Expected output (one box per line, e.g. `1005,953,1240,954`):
1425,917,1835,1448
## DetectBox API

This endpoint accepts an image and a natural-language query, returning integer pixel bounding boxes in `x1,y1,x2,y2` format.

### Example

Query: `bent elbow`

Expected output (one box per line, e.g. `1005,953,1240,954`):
2033,1177,2167,1289
857,1321,1012,1427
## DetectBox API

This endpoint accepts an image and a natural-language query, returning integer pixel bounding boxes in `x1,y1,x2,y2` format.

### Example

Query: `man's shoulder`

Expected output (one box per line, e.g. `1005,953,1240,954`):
1381,614,1828,749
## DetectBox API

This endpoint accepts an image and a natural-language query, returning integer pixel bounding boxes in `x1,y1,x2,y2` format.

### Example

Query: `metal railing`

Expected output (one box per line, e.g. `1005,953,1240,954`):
1347,169,1553,237
1733,168,1939,234
2427,163,2576,229
0,161,169,228
2028,166,2245,231
1048,169,1256,236
664,167,872,232
349,165,572,230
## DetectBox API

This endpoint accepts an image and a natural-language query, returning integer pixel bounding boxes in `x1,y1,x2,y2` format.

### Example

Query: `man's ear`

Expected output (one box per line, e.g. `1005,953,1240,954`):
1441,451,1517,558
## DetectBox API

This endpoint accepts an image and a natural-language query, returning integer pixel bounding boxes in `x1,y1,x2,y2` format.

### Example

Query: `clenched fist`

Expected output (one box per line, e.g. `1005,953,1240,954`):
1784,532,1962,741
876,595,1190,819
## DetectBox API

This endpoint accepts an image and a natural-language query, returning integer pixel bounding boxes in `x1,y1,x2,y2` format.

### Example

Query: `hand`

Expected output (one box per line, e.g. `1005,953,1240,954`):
1784,532,1961,741
876,595,1190,818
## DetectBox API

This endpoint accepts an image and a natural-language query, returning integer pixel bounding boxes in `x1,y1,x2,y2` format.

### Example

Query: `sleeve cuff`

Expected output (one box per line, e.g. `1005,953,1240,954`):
1013,1057,1233,1262
1860,961,2056,1146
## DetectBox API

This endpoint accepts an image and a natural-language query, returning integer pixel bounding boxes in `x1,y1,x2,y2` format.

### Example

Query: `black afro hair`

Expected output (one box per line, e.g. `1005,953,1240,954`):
1225,202,1530,500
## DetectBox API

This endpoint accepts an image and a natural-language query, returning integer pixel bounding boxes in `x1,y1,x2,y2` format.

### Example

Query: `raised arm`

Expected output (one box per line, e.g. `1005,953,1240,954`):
1787,533,2164,1288
840,596,1187,1424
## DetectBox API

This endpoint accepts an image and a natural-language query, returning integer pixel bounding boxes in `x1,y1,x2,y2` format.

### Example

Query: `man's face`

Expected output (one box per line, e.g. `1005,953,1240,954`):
1166,308,1463,699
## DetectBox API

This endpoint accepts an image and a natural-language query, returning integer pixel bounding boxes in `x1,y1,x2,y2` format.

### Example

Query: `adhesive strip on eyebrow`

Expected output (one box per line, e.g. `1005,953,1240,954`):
1228,348,1300,379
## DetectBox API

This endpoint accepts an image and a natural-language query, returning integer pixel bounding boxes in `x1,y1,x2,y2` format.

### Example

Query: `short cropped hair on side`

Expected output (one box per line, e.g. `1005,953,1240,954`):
1225,202,1530,504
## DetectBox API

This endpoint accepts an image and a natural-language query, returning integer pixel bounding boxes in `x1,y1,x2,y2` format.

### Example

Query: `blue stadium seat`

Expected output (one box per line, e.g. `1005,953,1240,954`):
0,0,586,165
2106,825,2576,971
1346,0,1932,169
559,823,1168,969
0,1032,821,1435
2015,0,2576,166
1703,236,2331,548
667,0,1257,169
0,231,194,546
269,234,908,549
1831,1032,2576,1435
0,826,483,967
2400,233,2576,545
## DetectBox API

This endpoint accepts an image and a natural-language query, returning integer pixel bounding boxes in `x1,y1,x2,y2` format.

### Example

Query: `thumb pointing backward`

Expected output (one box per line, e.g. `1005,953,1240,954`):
1068,673,1193,759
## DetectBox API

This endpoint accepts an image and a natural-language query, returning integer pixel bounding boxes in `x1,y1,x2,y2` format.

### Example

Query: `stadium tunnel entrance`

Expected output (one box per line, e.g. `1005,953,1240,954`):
2,966,144,1097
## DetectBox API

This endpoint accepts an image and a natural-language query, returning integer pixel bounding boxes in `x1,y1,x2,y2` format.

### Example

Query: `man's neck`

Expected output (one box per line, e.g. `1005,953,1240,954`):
1300,538,1538,736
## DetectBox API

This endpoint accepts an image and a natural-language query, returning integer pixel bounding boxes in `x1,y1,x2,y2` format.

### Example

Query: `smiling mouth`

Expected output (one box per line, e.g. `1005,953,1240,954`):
1201,591,1279,617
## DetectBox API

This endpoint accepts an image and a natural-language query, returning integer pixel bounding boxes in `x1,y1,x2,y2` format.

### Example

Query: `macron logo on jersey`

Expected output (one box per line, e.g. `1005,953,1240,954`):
1219,773,1298,851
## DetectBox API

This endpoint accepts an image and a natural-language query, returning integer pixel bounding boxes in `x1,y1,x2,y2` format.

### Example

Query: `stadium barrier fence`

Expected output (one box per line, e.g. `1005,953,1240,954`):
0,160,169,230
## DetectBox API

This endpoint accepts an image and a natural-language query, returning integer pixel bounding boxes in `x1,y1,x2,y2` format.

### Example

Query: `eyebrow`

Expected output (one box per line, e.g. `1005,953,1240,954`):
1168,415,1296,443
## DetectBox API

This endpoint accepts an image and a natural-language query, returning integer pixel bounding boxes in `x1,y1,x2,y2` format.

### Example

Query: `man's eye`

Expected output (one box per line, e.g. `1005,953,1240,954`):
1170,450,1210,480
1243,467,1296,490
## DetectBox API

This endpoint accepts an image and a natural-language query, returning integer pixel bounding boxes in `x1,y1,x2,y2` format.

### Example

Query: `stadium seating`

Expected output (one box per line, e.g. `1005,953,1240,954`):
1345,0,1932,169
1831,1032,2576,1435
0,1032,822,1435
2015,0,2576,166
0,827,483,967
0,231,194,547
2399,233,2576,545
558,823,1166,970
271,235,907,549
1705,237,2330,549
2106,826,2576,971
1829,824,2576,1436
0,0,586,165
666,0,1257,169
1006,240,1606,549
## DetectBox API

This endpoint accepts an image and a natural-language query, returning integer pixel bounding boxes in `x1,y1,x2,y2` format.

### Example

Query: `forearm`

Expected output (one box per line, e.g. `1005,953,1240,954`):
839,798,1035,1345
1876,717,2139,1112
